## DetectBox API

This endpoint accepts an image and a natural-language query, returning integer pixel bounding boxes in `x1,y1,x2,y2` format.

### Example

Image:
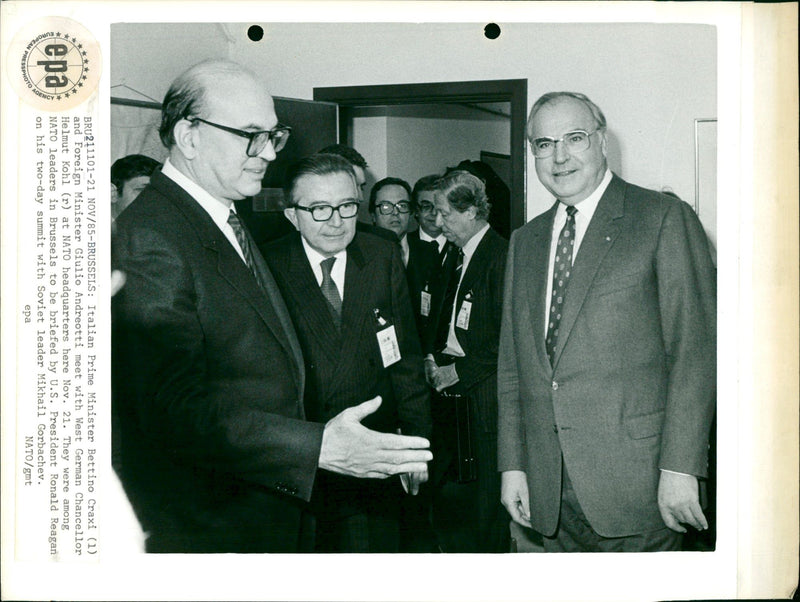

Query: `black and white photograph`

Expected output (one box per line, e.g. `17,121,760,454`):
1,3,797,601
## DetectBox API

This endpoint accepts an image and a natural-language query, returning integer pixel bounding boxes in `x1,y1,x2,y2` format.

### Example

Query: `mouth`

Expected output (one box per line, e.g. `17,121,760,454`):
552,169,578,178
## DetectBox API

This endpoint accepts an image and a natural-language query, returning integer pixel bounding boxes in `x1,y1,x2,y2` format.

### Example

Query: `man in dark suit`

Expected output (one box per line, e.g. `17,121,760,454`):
112,60,432,553
369,177,439,341
262,154,432,552
424,170,510,553
498,92,716,552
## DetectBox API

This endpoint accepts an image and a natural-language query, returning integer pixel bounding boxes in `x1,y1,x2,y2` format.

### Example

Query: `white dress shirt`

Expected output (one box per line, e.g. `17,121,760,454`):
443,223,491,357
417,228,448,254
161,158,249,265
300,236,347,300
399,234,410,267
543,169,612,337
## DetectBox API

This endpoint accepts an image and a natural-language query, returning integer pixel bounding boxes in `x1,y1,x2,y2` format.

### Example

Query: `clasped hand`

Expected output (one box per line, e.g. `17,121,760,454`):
424,358,459,392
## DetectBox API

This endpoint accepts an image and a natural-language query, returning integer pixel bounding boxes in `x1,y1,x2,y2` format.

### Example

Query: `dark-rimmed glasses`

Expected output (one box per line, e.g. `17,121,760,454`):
293,201,360,222
530,129,600,158
375,200,411,215
188,117,291,156
417,201,435,215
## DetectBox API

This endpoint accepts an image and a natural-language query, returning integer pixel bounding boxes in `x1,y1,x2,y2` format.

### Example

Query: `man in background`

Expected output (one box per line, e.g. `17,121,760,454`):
111,153,160,221
317,143,397,242
498,91,716,552
112,60,431,553
263,154,432,552
425,170,509,553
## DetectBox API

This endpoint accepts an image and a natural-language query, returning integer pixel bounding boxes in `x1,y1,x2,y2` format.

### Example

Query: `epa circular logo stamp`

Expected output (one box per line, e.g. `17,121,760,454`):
6,16,102,111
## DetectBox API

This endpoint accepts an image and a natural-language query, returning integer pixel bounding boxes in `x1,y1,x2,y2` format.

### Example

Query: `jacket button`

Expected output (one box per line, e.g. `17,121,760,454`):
552,381,559,391
553,424,559,433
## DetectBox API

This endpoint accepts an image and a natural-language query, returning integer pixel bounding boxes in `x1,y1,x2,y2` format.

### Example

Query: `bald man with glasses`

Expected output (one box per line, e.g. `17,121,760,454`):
112,61,432,553
261,154,432,552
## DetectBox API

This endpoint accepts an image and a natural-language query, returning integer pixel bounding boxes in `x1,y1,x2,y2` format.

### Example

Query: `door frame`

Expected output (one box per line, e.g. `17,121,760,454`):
314,79,527,230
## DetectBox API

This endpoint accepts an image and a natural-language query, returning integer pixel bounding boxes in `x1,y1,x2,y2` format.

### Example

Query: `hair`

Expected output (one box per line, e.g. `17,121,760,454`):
317,144,368,169
158,60,253,148
526,91,607,141
435,170,491,221
411,174,441,210
282,153,356,206
111,154,161,190
368,177,412,214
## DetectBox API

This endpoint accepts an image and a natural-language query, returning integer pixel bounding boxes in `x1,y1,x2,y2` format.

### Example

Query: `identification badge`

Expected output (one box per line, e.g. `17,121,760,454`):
374,308,402,367
456,292,473,330
377,325,402,367
420,289,431,317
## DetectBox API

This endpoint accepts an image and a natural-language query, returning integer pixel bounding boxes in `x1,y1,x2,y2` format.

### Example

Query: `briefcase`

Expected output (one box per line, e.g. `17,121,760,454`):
443,391,477,483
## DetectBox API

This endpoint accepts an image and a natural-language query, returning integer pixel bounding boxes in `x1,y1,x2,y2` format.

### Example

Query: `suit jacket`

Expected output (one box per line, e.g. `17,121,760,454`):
426,228,508,482
112,171,323,553
261,231,432,517
497,174,716,538
404,230,440,341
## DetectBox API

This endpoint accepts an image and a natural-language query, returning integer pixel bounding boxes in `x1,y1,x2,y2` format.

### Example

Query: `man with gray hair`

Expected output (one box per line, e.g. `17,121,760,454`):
112,60,432,553
424,170,509,552
498,91,716,552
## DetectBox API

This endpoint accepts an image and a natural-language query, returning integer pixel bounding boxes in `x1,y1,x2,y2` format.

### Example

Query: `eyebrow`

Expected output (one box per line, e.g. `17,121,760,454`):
306,198,359,206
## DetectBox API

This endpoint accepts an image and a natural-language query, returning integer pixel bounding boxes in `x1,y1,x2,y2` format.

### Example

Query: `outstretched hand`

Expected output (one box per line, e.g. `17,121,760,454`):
319,397,432,479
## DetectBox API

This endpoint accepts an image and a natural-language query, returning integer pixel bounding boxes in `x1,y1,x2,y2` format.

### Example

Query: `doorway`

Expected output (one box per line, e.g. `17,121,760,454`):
314,79,527,233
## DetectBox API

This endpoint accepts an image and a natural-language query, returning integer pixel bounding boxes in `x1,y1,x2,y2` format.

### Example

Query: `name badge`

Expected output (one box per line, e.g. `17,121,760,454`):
420,289,431,317
456,298,472,330
374,309,401,367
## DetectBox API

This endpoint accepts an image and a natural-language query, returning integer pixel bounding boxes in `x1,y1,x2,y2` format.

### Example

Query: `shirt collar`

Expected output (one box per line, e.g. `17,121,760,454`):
559,168,613,222
161,158,234,230
300,234,347,268
418,228,447,250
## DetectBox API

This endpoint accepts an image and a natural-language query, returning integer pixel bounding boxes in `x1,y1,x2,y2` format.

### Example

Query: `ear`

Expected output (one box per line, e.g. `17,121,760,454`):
111,184,119,205
598,129,609,157
283,206,300,231
172,119,199,160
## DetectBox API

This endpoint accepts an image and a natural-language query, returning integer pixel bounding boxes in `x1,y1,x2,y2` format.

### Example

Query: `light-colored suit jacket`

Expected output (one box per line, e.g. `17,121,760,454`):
497,174,716,538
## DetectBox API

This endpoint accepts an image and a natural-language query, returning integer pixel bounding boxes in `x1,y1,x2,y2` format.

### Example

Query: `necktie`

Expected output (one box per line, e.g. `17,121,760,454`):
435,247,464,351
228,210,259,276
546,205,577,366
320,256,342,324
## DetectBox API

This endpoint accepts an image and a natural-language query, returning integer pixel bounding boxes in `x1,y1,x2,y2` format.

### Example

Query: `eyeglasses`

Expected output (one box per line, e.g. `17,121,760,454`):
293,201,360,222
417,201,435,215
530,129,600,158
188,117,291,156
375,200,411,215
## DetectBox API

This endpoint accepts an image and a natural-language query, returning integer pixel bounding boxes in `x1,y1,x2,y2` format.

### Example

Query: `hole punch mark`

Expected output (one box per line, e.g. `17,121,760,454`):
248,25,264,42
484,23,501,40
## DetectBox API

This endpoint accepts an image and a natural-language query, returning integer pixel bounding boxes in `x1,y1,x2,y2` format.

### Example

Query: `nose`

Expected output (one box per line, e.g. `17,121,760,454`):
328,208,343,227
434,212,443,228
256,140,277,162
553,139,569,164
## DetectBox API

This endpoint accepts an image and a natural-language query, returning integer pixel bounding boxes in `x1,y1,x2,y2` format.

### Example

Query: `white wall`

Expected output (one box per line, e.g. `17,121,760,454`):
111,22,716,224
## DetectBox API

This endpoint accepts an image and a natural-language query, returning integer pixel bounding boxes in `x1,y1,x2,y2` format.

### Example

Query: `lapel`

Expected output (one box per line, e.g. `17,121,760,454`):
551,175,625,368
457,228,494,307
282,234,342,362
336,236,374,379
524,204,558,372
153,173,305,386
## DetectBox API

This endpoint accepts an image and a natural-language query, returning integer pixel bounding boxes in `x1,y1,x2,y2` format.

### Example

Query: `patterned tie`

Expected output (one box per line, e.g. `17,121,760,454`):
435,247,464,351
546,205,577,365
320,256,342,324
228,209,261,282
